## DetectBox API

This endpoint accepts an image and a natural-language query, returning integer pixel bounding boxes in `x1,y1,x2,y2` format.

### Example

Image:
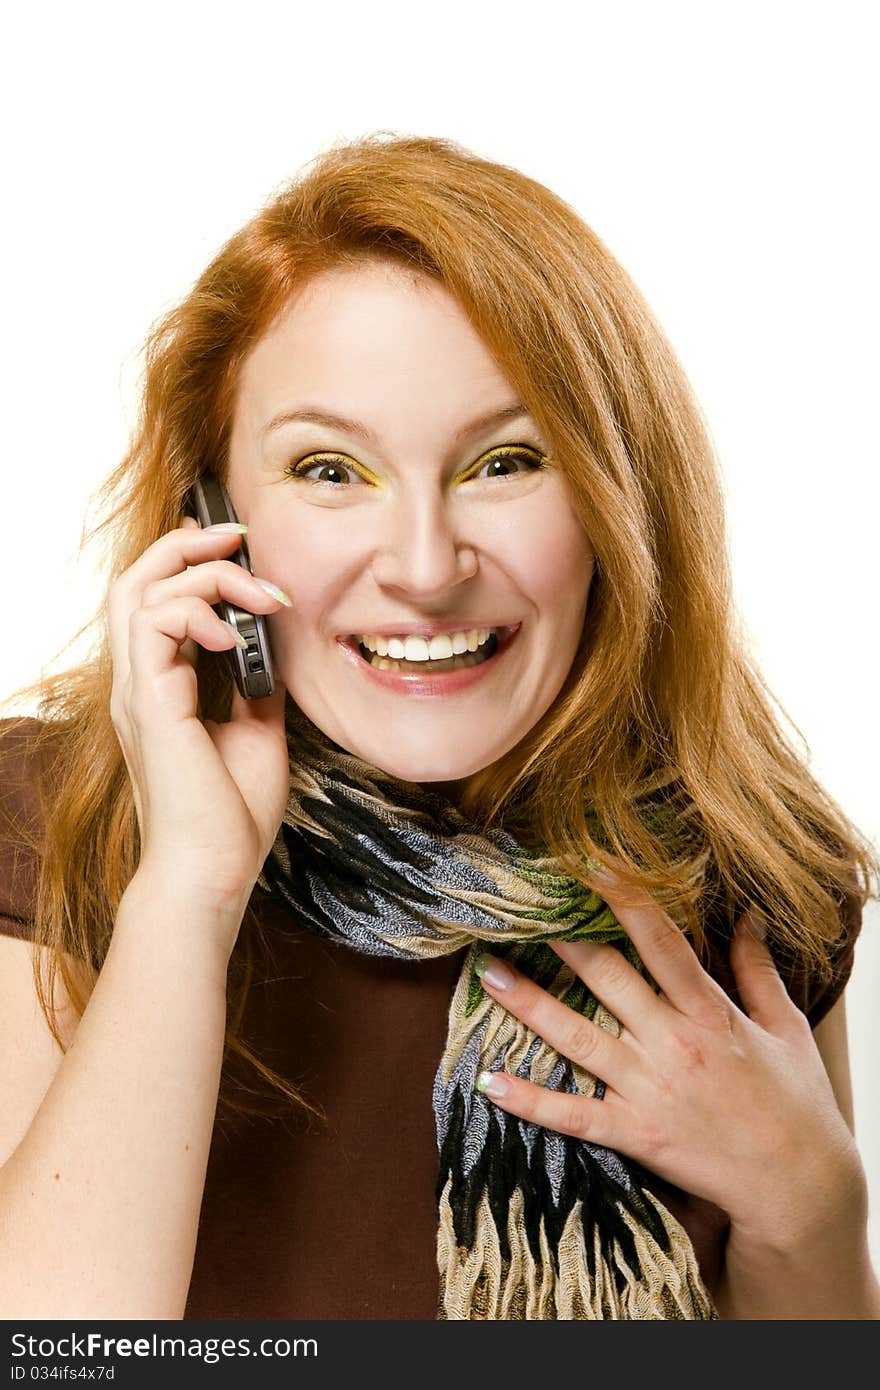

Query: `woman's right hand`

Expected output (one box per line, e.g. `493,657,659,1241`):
107,514,292,937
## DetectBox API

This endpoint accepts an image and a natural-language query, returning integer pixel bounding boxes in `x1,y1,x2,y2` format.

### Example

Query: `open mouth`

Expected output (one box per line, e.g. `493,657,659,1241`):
340,624,520,676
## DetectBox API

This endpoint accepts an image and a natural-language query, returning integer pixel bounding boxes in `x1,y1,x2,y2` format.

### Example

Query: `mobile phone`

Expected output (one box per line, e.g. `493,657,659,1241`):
184,470,275,700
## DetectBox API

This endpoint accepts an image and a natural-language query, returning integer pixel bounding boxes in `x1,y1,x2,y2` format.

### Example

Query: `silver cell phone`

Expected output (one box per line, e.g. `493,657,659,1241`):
184,471,275,700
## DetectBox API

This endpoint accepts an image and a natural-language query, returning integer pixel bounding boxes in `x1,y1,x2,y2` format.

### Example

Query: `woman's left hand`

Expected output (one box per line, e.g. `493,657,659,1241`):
474,866,862,1251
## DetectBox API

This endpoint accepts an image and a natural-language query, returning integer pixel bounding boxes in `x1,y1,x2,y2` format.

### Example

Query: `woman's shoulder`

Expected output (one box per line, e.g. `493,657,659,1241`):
702,881,863,1031
0,715,56,941
788,882,863,1028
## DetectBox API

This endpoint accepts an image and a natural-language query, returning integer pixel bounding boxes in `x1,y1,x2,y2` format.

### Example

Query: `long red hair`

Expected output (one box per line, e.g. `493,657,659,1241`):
2,132,876,1119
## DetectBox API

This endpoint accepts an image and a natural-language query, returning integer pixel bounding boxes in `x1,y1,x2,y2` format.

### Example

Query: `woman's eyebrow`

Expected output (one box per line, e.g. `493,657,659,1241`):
260,401,530,445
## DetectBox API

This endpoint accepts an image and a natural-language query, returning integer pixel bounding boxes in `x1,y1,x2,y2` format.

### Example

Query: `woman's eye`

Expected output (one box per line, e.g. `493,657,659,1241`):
285,454,362,486
284,444,548,488
470,445,547,481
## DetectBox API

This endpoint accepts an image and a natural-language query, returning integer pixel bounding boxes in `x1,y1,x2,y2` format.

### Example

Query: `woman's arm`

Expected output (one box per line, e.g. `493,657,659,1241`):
0,869,246,1319
712,992,880,1319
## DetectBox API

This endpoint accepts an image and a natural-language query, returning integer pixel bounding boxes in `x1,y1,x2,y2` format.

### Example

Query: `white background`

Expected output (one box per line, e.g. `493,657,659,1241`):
3,1,878,1281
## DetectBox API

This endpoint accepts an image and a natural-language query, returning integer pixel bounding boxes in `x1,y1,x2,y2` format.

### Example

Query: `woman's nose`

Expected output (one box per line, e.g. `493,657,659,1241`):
369,495,478,598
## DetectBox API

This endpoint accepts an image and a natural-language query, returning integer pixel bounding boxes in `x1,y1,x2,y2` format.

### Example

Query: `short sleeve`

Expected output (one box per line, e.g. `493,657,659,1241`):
798,883,863,1029
0,716,47,942
702,874,864,1031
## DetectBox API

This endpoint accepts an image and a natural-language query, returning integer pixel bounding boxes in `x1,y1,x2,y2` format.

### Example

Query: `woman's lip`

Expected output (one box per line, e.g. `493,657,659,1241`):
335,623,521,696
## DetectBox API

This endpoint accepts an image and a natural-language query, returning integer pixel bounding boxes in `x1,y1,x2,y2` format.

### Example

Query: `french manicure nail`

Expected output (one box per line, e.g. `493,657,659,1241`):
747,907,767,940
223,620,249,649
475,1070,510,1099
252,577,293,606
205,522,248,534
586,855,612,881
474,953,515,990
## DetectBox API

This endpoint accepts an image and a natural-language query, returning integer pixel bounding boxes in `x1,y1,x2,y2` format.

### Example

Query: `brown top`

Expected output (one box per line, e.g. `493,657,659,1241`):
0,717,862,1319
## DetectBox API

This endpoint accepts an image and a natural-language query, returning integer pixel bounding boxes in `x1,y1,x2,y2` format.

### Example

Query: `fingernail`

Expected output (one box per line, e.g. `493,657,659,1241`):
205,522,248,534
474,953,515,990
223,620,249,650
747,907,767,941
253,577,293,607
475,1070,510,1099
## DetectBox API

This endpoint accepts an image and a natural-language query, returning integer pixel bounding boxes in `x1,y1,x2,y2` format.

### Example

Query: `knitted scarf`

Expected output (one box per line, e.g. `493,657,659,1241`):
256,698,718,1320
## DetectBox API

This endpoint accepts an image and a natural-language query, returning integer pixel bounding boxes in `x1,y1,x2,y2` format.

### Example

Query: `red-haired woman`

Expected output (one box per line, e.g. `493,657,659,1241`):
1,134,877,1320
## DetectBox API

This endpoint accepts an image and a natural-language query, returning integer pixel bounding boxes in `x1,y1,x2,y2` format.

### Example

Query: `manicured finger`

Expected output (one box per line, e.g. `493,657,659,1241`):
475,953,637,1095
729,908,800,1032
548,938,670,1047
588,860,720,1019
474,1068,623,1148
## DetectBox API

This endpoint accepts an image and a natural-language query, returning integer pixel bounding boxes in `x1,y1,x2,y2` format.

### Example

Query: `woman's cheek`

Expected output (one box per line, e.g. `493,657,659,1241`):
495,488,595,612
256,508,363,603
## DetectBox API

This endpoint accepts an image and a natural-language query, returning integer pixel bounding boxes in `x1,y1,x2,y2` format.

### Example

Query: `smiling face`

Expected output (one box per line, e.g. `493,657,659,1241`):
226,259,596,788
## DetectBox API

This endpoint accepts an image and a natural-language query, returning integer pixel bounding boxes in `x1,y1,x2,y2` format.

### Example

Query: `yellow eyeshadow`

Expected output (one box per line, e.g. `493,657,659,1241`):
287,453,380,485
286,444,547,487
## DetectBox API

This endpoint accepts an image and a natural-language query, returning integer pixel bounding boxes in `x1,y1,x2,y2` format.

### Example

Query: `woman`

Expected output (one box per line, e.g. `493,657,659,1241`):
0,132,877,1320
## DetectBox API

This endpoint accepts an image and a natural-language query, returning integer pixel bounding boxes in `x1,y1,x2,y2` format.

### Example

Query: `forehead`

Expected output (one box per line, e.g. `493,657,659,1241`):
253,260,455,355
235,260,515,426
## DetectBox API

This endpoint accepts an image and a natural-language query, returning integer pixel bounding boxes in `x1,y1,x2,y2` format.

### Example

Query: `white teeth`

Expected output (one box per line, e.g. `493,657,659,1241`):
357,627,495,661
428,634,454,660
369,649,488,672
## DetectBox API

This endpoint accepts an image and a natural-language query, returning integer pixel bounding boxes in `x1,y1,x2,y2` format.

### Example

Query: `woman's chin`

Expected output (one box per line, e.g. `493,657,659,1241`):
295,708,505,788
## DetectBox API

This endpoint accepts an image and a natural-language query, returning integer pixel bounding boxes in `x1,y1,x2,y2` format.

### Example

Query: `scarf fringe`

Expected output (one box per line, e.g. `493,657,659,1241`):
437,1175,718,1320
